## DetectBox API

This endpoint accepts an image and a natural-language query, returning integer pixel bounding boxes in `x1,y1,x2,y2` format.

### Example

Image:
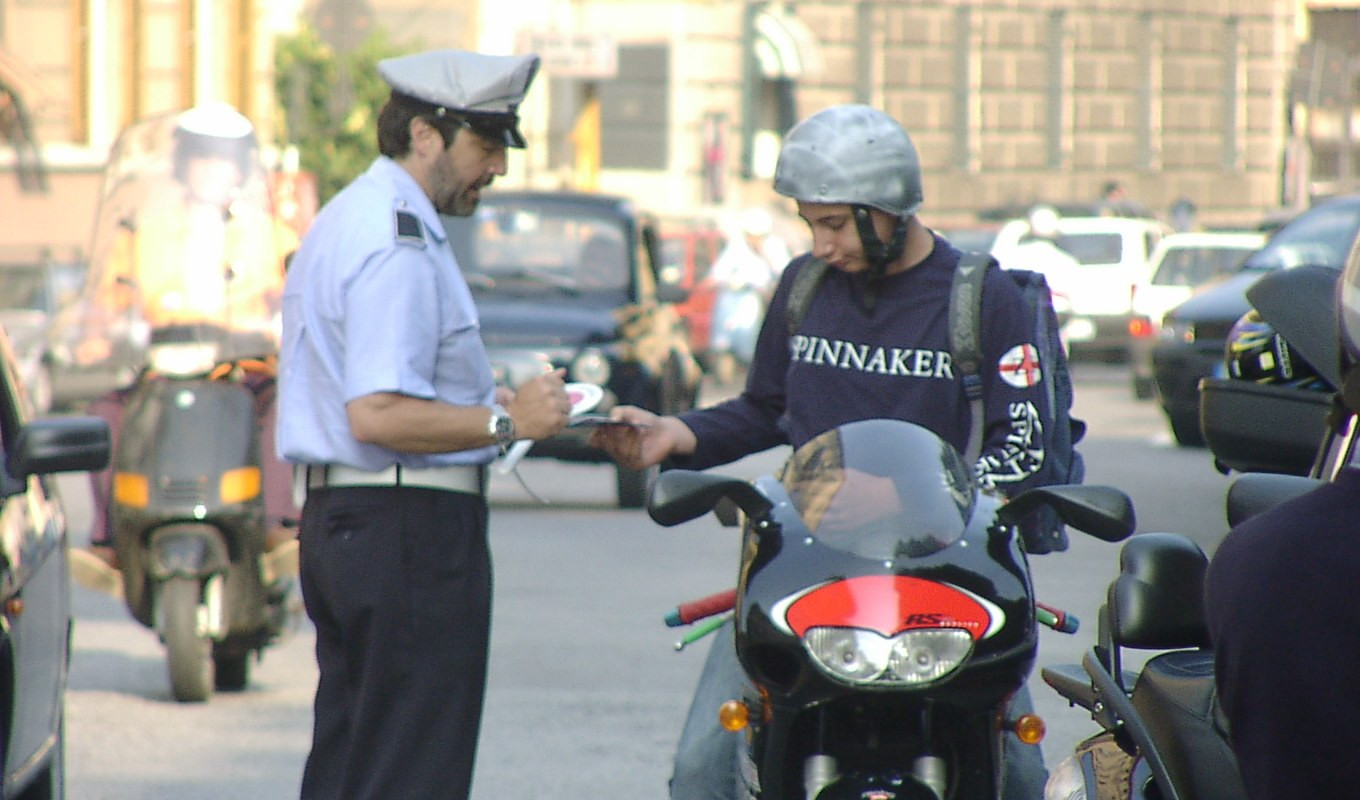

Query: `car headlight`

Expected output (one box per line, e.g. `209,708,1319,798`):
148,342,220,376
570,348,611,386
1160,319,1196,344
802,626,974,686
1043,753,1088,800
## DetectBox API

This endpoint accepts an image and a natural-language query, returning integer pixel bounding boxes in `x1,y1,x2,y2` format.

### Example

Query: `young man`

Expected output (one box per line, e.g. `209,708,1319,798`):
277,49,570,799
591,104,1053,799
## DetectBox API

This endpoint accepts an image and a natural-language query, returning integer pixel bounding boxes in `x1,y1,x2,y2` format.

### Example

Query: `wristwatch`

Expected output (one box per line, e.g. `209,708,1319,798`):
487,404,516,454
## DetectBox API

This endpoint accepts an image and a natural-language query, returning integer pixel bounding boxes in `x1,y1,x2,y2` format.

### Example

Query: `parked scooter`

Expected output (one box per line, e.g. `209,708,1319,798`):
647,419,1135,799
110,326,294,702
56,105,297,702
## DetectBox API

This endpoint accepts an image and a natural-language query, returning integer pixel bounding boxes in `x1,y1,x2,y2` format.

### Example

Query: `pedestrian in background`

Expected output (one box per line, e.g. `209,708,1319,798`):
277,48,570,799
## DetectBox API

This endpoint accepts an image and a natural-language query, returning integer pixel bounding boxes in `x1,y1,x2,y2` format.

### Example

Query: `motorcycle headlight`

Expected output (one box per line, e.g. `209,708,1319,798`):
570,348,611,386
148,341,220,376
1043,753,1088,800
802,627,974,686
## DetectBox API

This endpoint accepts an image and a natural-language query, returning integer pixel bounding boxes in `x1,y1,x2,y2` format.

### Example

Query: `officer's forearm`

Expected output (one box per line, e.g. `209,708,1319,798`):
346,392,494,454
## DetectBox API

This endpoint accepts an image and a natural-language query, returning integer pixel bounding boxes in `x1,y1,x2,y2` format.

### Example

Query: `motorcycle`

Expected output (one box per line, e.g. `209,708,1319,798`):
647,418,1135,799
1041,264,1349,800
58,107,297,702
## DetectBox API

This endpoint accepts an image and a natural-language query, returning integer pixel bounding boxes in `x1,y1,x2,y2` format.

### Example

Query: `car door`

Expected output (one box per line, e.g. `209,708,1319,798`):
0,336,67,785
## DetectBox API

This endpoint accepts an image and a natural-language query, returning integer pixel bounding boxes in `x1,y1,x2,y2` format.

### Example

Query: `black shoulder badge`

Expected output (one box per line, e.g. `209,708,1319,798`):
394,209,426,248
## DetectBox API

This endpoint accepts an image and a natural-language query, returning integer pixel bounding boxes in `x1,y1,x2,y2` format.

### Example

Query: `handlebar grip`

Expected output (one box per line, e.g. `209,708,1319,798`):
1036,602,1080,634
665,588,737,627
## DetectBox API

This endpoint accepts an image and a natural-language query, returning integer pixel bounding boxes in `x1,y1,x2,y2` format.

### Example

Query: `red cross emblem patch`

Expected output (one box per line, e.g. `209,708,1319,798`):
998,343,1042,388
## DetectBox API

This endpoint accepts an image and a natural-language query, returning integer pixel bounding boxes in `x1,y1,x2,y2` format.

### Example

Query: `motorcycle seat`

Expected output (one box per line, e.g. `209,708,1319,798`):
1132,650,1246,800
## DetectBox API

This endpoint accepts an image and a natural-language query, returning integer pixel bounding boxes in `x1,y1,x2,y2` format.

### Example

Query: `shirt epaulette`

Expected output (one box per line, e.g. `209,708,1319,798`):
394,209,426,248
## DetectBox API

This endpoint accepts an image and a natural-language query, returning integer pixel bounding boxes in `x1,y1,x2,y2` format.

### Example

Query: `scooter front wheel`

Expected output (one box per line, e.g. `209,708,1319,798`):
162,577,213,702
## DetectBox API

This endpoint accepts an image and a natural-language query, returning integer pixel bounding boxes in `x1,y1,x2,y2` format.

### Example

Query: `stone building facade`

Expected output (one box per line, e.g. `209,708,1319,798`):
3,0,1359,257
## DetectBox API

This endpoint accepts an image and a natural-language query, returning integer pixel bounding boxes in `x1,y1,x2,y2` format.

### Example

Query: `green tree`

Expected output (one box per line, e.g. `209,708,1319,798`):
273,25,408,203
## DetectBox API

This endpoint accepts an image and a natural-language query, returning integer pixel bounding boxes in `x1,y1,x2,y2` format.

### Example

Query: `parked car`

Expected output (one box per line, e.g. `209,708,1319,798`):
1127,231,1266,398
0,248,86,413
0,321,110,798
442,190,702,508
991,214,1172,359
1152,193,1360,446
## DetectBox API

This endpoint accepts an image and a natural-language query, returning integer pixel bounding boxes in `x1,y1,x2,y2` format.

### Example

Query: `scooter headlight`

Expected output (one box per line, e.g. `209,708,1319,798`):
802,627,974,686
570,348,611,386
148,341,220,376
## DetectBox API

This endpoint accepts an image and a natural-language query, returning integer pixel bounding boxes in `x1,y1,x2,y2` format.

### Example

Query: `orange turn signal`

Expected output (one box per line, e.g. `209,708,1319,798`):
113,472,150,508
1011,713,1046,745
220,466,262,504
718,700,750,732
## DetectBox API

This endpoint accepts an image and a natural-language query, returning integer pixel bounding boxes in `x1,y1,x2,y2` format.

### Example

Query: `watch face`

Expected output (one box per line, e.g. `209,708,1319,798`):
495,415,515,442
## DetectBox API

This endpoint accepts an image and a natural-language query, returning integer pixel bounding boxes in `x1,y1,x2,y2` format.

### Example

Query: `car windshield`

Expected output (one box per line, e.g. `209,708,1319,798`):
776,419,976,561
1241,201,1360,271
1152,247,1254,286
1052,232,1123,265
445,201,631,296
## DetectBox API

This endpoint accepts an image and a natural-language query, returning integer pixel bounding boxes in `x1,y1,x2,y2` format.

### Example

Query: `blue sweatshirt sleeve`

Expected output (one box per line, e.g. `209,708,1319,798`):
675,256,815,468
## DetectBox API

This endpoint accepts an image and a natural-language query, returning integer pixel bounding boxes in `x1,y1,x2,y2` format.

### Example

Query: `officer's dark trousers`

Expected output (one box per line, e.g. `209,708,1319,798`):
299,485,491,800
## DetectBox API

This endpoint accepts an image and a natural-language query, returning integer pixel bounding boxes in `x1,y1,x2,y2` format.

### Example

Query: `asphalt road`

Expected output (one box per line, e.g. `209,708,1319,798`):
60,362,1236,798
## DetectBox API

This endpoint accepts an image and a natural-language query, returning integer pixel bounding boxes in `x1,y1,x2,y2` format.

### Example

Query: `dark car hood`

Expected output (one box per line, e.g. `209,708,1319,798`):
476,298,618,347
1246,265,1342,389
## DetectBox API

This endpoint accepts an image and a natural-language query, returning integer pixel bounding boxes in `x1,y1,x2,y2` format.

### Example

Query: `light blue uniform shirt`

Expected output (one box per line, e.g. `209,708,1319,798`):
277,157,498,469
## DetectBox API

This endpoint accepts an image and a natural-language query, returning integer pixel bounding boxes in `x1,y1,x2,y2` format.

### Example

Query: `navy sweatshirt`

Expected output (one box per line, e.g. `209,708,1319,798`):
679,233,1048,495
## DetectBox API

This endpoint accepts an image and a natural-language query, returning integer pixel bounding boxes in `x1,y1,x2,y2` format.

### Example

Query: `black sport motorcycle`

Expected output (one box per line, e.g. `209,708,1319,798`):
647,418,1135,799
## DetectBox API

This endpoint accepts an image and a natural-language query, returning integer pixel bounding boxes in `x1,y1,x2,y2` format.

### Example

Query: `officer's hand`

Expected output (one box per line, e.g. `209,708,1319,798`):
507,369,570,440
587,406,696,470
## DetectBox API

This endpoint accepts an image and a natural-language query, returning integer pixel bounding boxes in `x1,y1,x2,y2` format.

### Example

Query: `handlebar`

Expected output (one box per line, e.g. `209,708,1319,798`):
1037,601,1080,634
665,588,737,628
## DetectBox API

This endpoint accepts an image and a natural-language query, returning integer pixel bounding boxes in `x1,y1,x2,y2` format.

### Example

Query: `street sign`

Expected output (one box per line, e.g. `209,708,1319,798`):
516,30,618,79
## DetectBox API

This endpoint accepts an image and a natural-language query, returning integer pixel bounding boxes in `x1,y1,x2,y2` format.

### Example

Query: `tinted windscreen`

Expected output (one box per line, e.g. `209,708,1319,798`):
777,419,977,561
445,202,630,294
1242,201,1360,271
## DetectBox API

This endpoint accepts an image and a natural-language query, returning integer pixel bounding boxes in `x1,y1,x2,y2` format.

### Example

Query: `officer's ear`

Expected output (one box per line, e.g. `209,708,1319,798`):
408,117,445,156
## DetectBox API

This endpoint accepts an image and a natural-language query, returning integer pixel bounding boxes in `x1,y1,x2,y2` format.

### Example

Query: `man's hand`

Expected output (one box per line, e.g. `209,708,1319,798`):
587,406,697,470
506,369,571,441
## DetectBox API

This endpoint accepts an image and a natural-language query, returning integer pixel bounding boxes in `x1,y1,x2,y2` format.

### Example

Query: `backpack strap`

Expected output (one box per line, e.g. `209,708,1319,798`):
949,251,997,465
785,257,830,336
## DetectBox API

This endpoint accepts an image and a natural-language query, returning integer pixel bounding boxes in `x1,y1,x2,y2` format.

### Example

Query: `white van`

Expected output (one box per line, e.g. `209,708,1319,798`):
991,215,1173,358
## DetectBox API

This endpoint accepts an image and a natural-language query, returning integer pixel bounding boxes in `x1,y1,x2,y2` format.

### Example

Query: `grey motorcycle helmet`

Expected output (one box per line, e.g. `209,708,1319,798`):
773,105,922,295
774,104,923,217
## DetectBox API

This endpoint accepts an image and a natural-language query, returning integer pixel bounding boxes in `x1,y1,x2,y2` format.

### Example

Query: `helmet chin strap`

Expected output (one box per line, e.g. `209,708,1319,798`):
852,206,909,312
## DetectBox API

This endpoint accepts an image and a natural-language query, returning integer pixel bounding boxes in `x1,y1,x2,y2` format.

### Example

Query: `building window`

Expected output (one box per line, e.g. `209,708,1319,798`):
1221,16,1243,171
1045,10,1068,169
599,44,668,170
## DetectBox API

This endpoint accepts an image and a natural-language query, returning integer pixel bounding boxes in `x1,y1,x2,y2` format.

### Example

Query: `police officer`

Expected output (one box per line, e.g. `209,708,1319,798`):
277,49,570,800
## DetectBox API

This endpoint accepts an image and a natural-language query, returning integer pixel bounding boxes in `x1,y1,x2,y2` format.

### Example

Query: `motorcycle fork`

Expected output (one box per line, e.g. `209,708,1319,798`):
792,704,949,800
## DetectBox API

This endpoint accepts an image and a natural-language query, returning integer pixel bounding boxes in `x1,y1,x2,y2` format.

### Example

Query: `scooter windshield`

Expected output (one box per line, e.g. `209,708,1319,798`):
777,419,977,560
56,106,295,371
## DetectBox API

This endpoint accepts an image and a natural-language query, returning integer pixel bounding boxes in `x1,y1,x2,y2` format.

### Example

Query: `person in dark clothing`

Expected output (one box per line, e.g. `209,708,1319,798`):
1205,471,1360,800
1204,245,1360,800
591,103,1053,799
